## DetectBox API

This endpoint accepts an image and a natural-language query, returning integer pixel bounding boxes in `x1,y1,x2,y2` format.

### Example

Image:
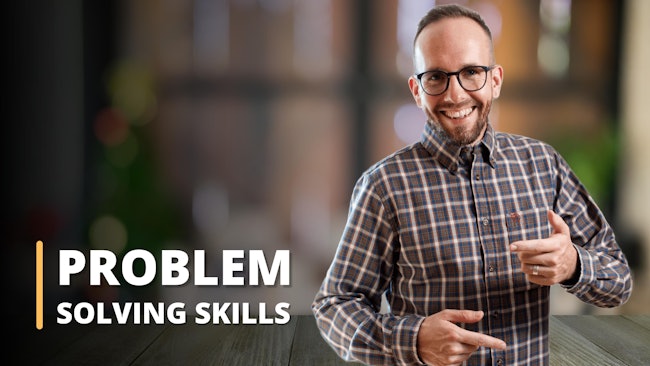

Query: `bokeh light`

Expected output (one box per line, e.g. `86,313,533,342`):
89,215,128,253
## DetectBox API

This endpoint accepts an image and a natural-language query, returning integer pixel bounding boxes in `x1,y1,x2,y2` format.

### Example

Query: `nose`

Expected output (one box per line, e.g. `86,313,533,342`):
442,75,467,103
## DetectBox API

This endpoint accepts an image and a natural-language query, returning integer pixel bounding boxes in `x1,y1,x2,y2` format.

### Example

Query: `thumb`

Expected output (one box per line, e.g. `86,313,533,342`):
440,309,484,324
548,210,570,236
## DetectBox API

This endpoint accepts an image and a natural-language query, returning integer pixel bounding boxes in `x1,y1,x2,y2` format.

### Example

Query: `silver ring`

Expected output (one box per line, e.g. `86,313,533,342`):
532,265,539,276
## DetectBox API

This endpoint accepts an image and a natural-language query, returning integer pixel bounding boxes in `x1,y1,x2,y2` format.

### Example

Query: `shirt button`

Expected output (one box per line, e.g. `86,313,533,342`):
481,217,489,226
492,311,499,318
475,173,480,180
497,359,504,366
488,265,495,272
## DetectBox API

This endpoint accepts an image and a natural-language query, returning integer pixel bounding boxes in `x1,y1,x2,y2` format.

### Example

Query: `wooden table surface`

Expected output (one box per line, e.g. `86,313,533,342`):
22,315,650,365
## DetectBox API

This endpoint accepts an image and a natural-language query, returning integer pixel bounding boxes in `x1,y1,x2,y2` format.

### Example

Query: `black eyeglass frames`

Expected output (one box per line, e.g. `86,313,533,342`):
415,65,495,96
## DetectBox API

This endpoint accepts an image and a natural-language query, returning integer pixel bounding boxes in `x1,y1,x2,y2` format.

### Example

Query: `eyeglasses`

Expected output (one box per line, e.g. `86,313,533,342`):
415,65,495,96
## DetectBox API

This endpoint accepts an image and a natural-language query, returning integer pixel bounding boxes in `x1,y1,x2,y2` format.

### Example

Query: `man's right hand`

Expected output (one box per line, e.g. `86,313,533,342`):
416,309,506,365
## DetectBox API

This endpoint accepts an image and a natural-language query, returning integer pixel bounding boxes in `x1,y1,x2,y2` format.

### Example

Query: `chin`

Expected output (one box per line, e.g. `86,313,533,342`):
427,113,487,145
449,121,486,146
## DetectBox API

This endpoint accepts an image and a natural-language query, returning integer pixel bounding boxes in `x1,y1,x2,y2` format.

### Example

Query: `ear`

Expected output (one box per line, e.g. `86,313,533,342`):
408,76,423,107
490,65,504,99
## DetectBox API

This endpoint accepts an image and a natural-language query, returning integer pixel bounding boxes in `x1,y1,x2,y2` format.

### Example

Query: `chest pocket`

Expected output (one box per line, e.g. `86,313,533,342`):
506,206,552,244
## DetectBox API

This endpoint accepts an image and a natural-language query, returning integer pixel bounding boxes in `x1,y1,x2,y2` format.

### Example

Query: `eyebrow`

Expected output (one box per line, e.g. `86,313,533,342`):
419,64,485,73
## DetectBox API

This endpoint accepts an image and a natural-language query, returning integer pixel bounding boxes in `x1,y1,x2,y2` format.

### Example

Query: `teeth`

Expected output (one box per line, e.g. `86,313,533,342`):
443,107,473,119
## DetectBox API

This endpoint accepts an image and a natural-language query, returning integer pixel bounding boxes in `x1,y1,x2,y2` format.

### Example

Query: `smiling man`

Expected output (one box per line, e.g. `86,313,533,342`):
409,15,498,147
312,4,632,366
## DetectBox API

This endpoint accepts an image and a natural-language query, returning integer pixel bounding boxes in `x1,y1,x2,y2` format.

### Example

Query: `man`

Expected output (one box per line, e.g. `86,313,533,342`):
312,4,632,366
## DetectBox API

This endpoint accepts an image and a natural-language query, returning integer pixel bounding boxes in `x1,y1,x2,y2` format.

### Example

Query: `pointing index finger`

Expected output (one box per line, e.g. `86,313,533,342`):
510,238,555,253
458,328,507,350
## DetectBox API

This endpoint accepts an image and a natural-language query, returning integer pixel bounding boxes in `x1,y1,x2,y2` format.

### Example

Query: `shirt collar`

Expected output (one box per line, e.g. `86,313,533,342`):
420,122,497,173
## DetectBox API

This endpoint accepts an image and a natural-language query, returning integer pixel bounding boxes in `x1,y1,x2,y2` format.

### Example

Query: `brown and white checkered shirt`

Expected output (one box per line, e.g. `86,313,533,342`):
313,123,632,365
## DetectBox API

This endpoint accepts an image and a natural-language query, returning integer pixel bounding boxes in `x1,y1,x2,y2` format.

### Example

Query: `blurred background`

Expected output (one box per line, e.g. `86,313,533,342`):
5,0,649,325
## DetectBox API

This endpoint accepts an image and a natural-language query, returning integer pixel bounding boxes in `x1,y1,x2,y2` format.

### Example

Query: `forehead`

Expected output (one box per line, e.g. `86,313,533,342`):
414,17,492,71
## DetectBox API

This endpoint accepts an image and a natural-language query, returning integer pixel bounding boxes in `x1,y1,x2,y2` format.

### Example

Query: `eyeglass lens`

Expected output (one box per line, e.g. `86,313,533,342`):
420,66,488,95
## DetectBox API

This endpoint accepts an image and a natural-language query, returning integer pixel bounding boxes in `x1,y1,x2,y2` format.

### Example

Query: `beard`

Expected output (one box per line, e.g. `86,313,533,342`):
426,99,492,146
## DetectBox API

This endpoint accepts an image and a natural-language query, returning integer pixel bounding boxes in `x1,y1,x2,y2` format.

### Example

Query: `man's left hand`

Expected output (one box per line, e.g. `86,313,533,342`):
509,210,578,286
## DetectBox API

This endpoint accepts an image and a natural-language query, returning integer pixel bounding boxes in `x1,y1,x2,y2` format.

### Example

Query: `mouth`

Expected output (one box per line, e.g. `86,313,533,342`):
440,106,475,120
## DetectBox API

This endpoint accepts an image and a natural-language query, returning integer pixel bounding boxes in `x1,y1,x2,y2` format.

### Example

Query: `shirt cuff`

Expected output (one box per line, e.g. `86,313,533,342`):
391,315,427,365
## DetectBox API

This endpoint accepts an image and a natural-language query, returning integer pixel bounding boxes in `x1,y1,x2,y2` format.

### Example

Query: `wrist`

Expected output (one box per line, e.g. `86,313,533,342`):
561,246,580,286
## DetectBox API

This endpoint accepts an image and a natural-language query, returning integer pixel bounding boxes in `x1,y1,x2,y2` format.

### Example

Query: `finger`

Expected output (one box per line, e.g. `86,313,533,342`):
528,263,543,276
510,239,549,253
439,309,484,324
446,350,476,365
442,343,479,358
518,250,554,264
548,210,570,236
458,328,507,350
511,236,568,253
510,211,570,253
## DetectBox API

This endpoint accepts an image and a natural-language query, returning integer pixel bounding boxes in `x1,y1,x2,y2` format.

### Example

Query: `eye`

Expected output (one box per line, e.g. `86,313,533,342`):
425,71,446,82
461,67,484,78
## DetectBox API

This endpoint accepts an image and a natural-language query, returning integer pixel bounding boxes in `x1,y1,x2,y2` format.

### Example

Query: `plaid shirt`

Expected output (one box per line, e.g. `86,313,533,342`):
312,123,632,365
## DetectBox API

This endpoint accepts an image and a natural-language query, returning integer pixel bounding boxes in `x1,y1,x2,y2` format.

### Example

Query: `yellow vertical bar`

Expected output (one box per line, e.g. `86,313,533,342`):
36,240,43,330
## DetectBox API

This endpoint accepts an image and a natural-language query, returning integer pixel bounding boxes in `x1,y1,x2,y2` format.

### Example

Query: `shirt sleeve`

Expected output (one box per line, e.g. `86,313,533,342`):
552,150,633,307
312,173,426,365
